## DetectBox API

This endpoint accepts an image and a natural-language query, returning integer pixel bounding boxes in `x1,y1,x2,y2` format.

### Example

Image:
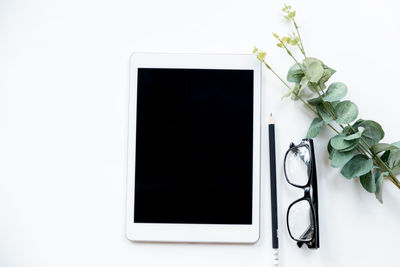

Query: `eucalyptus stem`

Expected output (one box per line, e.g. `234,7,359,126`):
293,20,306,57
261,60,293,91
279,40,302,67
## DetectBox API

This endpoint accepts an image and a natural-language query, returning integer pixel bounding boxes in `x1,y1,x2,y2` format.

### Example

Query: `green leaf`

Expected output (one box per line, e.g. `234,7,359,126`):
316,104,334,124
340,154,373,179
303,57,322,66
357,120,385,147
282,4,291,12
256,51,266,61
290,84,304,100
318,70,332,90
323,82,348,102
340,140,360,152
330,134,359,151
371,143,399,154
306,117,324,138
329,148,356,168
381,150,391,164
287,37,299,46
307,97,322,106
322,64,336,75
351,119,364,129
334,101,359,124
305,61,324,83
388,149,400,168
392,166,400,176
330,135,349,150
375,172,387,203
287,64,304,83
307,82,320,92
331,101,340,108
297,76,310,93
344,127,364,140
392,141,400,148
327,141,333,154
360,172,376,193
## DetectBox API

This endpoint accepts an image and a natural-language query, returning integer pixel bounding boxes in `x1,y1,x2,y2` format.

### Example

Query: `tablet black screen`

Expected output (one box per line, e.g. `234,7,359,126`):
134,68,253,224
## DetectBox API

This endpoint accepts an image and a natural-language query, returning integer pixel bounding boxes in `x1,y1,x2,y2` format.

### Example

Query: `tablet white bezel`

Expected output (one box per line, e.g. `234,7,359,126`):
126,53,261,243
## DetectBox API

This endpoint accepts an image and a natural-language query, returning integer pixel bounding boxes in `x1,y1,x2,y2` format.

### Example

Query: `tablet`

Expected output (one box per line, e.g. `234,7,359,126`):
126,53,261,243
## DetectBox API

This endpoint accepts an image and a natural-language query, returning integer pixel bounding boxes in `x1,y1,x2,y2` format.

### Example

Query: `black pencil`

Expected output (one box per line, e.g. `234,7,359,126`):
269,114,279,266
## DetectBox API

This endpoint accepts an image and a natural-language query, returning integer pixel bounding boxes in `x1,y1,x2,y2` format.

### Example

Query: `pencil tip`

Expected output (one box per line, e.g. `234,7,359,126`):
269,114,274,124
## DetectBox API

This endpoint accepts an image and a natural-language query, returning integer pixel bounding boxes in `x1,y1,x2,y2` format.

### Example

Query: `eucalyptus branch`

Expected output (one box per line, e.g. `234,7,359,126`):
254,4,400,202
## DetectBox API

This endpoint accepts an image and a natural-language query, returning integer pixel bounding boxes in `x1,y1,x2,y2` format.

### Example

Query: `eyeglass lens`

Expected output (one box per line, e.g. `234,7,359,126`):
288,199,313,241
285,145,310,186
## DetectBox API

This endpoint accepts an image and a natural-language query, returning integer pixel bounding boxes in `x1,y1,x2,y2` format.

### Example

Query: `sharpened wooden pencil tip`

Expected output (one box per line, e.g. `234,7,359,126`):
269,114,274,124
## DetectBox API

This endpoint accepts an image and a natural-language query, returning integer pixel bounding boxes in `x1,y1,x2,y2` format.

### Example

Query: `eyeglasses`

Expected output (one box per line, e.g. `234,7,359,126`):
283,139,320,249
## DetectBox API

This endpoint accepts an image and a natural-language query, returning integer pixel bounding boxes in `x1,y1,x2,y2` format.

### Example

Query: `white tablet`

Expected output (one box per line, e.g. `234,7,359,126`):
126,53,261,243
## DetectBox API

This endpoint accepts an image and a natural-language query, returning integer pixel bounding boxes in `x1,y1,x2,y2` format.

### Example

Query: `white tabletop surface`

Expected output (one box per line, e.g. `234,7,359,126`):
1,0,400,266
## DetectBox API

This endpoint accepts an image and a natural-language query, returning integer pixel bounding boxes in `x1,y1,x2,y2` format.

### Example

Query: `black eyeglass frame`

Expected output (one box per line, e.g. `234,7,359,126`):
283,138,320,249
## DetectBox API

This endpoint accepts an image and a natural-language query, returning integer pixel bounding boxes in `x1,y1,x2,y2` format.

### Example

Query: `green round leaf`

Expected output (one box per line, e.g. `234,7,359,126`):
357,120,384,147
340,154,373,179
323,82,348,102
316,104,334,124
371,143,399,154
343,127,364,141
360,172,376,193
302,57,322,67
287,64,304,83
329,148,356,168
330,134,359,151
331,101,340,108
306,117,324,138
305,61,324,83
340,141,360,152
334,100,359,124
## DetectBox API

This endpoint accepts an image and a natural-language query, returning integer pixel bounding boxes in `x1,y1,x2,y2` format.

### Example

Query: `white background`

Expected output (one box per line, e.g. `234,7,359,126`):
1,0,400,266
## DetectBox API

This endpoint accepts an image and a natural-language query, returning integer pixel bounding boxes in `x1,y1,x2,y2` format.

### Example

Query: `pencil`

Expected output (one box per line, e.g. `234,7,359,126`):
269,114,279,266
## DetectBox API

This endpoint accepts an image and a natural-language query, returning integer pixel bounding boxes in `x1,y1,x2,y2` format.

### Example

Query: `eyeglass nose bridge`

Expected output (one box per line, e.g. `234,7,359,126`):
303,186,311,198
